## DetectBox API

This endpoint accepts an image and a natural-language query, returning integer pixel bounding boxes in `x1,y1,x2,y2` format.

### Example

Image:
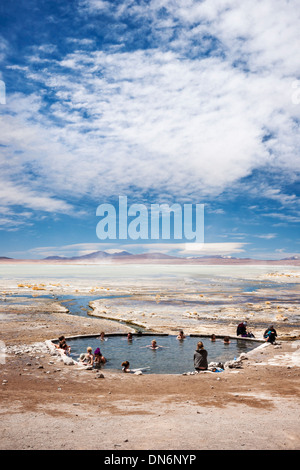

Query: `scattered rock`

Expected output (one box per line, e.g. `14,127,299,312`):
95,373,105,379
225,359,243,369
239,354,248,360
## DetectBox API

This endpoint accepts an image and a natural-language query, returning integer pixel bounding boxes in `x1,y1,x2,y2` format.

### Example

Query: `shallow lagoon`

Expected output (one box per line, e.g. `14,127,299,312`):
1,263,300,282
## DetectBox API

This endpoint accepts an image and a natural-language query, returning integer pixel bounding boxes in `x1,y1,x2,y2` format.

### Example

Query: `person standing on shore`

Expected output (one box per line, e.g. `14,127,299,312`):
194,341,208,372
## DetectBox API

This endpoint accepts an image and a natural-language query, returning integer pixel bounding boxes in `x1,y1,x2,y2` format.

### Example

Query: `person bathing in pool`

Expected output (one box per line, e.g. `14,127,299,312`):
121,361,150,373
121,361,131,372
141,339,169,350
177,330,186,340
54,335,71,356
94,347,106,366
79,347,94,367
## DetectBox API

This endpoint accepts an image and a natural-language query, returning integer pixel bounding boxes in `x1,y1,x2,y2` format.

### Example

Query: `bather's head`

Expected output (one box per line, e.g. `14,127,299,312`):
122,361,130,371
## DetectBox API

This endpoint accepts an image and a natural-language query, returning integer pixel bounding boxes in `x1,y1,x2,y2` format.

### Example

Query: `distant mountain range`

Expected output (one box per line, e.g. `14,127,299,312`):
44,250,180,261
0,251,300,265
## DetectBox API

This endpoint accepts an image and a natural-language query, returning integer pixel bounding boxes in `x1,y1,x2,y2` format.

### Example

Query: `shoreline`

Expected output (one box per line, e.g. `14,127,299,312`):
1,259,300,266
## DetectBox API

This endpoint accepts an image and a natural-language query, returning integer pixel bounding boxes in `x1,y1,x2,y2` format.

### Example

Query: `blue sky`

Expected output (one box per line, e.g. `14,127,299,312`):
0,0,300,259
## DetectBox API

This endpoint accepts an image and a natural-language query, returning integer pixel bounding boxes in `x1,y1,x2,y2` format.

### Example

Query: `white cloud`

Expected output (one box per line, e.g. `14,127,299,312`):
79,0,111,13
261,212,300,223
24,241,247,258
1,0,300,218
0,178,75,215
255,233,277,240
182,242,247,256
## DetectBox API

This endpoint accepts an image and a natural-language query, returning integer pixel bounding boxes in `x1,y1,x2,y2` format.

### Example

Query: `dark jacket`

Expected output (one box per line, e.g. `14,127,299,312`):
237,322,247,336
194,348,208,370
263,328,277,343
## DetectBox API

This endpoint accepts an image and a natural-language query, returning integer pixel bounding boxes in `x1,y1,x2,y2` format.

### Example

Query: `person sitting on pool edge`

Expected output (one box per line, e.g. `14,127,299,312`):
194,341,208,372
236,321,255,338
263,325,277,344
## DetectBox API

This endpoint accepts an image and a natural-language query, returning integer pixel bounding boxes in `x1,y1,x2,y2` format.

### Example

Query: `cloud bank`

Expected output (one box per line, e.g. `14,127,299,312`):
0,0,300,239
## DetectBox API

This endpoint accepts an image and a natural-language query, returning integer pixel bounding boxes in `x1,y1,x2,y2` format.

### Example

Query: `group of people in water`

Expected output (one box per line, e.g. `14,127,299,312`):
53,321,278,373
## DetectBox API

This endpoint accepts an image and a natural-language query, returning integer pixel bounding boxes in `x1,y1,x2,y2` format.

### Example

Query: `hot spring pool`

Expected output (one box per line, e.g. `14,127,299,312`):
68,334,259,374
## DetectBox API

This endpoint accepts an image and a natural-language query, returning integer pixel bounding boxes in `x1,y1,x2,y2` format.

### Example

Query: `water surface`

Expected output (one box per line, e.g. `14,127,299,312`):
68,334,259,374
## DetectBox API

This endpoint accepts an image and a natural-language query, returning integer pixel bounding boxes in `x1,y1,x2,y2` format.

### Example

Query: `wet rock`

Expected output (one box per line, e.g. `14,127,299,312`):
239,354,248,360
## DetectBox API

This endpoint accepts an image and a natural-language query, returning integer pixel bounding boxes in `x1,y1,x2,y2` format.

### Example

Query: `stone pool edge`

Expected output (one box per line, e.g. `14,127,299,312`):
45,332,266,369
